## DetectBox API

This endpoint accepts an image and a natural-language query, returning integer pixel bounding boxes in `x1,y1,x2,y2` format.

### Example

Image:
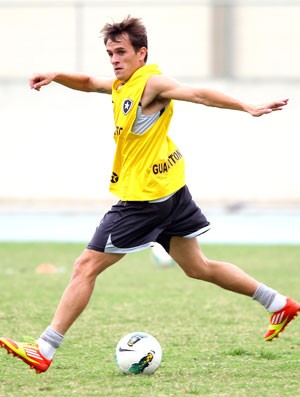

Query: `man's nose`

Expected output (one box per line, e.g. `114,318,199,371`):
111,54,119,64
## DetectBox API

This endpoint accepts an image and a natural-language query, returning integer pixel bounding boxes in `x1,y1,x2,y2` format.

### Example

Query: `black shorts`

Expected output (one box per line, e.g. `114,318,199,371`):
87,185,210,253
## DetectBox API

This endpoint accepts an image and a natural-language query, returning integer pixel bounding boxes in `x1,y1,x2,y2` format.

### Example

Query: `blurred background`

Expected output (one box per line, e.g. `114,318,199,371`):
0,0,300,243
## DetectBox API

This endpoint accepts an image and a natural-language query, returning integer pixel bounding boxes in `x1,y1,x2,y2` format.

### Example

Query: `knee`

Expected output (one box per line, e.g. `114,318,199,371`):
183,257,212,281
72,250,102,280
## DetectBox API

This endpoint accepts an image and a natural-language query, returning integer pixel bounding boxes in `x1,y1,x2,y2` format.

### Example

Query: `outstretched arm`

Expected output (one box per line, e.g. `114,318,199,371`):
188,88,288,116
146,75,288,117
29,72,114,94
185,87,289,117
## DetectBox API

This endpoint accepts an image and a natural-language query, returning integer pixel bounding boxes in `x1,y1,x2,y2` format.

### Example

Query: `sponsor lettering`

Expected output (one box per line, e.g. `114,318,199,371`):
114,126,123,136
110,172,119,183
152,150,183,175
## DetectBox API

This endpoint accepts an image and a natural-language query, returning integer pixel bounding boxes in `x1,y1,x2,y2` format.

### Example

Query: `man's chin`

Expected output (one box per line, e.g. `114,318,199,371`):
114,70,124,79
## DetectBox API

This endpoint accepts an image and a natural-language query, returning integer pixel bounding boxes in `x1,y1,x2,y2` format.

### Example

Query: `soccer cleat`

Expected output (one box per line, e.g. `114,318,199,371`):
264,297,300,341
0,337,52,373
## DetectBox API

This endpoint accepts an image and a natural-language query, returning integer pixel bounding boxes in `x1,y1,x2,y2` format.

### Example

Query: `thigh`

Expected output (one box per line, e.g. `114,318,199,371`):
76,248,125,276
157,186,210,252
169,236,207,275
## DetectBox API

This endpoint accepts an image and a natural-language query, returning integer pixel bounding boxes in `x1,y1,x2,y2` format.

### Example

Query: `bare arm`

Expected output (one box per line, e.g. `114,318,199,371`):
29,72,114,94
146,75,288,117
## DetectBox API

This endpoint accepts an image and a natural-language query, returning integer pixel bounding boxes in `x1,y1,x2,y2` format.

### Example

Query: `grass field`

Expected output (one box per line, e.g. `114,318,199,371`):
0,242,300,397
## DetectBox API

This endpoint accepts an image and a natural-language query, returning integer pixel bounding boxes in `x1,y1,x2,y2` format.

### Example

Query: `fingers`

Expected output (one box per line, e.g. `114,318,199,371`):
272,98,289,109
258,98,289,115
29,77,37,89
29,76,43,91
29,74,51,91
29,79,40,91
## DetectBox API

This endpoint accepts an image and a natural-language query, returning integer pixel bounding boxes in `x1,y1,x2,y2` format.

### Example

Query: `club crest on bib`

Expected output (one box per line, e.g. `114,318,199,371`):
122,98,133,115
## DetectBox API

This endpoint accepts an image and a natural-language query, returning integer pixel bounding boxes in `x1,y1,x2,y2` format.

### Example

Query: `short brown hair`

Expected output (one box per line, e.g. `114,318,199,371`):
101,16,148,62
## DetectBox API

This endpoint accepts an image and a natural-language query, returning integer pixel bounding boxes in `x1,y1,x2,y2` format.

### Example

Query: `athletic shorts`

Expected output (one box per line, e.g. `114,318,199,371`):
87,185,210,254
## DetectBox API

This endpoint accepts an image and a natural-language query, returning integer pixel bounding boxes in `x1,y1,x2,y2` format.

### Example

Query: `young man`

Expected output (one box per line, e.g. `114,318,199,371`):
1,16,299,374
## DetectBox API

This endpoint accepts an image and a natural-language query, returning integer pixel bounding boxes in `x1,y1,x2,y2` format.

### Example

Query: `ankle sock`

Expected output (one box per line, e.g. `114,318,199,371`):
37,338,57,360
267,293,287,313
38,326,64,360
252,283,287,312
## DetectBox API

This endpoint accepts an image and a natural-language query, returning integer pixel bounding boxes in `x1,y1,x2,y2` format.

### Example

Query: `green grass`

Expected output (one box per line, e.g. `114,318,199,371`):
0,243,300,397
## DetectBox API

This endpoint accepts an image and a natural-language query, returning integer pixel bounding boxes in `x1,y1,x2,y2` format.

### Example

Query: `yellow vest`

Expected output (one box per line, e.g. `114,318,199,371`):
110,64,185,201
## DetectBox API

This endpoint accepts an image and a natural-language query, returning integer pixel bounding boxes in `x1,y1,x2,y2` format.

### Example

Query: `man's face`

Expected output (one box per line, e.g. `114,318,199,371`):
106,33,146,82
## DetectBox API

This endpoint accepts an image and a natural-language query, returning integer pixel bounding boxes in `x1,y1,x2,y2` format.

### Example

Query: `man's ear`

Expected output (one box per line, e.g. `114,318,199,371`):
139,47,148,61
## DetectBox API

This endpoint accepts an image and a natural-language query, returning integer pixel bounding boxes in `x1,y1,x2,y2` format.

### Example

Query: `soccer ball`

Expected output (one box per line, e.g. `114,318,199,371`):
115,332,162,375
151,243,175,267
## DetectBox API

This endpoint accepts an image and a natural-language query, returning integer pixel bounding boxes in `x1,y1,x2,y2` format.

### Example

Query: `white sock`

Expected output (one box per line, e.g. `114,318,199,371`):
267,293,287,313
38,338,57,360
252,283,287,312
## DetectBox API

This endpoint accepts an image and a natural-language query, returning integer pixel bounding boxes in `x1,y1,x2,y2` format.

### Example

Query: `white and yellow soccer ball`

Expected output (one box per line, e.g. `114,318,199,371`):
115,332,162,375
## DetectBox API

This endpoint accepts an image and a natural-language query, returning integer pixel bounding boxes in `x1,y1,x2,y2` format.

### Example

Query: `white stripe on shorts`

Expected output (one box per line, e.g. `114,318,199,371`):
104,233,153,254
183,224,211,239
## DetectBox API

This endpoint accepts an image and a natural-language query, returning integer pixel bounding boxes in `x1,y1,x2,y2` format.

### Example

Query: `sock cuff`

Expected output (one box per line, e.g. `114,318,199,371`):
40,326,64,349
252,282,277,310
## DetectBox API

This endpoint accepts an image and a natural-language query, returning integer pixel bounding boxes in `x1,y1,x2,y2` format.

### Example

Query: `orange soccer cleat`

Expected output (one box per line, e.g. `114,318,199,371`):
0,337,52,374
264,298,300,341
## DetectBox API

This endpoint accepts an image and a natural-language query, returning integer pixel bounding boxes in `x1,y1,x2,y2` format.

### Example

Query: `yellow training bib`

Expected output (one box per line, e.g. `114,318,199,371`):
109,64,185,201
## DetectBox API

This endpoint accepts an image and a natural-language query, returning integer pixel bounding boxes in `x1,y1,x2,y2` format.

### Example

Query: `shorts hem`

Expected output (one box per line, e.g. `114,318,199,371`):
87,242,153,254
183,224,211,238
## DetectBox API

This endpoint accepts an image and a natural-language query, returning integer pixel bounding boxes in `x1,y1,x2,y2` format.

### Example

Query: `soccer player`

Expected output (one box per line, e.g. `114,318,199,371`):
1,16,299,374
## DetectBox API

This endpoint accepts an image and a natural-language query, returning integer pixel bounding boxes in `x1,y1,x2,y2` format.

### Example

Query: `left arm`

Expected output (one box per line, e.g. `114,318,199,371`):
146,75,288,117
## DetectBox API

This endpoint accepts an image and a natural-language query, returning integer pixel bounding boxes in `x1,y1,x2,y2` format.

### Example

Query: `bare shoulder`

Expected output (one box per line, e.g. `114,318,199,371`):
142,75,179,107
146,75,180,94
146,74,202,103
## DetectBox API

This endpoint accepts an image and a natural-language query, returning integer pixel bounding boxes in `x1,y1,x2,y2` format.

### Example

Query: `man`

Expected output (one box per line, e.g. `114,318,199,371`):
1,16,299,374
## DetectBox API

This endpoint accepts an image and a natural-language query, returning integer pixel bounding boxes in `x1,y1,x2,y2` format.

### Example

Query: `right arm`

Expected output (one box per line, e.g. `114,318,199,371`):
29,72,114,94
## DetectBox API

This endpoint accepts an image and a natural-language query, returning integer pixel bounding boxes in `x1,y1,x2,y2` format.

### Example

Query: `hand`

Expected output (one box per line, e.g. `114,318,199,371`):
29,73,56,91
248,98,289,117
